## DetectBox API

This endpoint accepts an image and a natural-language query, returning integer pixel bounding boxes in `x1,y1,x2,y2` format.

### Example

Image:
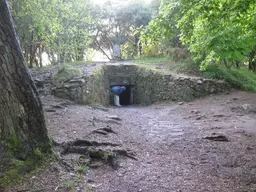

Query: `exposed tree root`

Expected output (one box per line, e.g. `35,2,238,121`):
61,139,121,148
92,116,122,125
203,133,229,142
113,149,137,161
92,130,108,135
91,106,109,112
90,126,117,135
50,105,66,109
54,138,137,170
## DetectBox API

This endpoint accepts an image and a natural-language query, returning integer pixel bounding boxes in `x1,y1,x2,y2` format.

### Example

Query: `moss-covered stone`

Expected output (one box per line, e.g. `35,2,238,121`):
51,64,230,106
53,67,82,83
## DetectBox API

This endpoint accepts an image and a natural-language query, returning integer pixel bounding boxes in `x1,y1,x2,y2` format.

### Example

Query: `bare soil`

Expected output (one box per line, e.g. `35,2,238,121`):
6,90,256,192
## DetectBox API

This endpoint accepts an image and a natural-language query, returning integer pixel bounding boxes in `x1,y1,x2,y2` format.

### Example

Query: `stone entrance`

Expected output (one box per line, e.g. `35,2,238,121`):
110,85,134,106
51,64,230,106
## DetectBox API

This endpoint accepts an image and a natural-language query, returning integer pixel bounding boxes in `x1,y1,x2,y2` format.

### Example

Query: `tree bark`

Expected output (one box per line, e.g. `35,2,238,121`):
249,49,256,72
0,0,51,159
39,45,44,68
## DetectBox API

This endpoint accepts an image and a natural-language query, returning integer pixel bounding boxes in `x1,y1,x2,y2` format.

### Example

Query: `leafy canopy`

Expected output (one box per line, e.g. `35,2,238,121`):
142,0,256,69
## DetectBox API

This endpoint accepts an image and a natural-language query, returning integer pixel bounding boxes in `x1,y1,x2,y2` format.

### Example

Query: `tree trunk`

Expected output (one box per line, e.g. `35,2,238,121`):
39,45,44,68
25,44,29,65
29,31,37,68
93,40,112,61
0,0,51,160
29,43,34,68
57,10,62,66
49,48,56,64
249,49,256,72
134,34,139,56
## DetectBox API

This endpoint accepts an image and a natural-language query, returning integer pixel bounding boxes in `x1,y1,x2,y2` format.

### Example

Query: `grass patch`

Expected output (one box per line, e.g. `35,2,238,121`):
134,56,256,92
169,58,201,76
63,61,88,66
203,65,256,92
134,56,171,65
133,56,172,71
0,153,53,189
133,56,201,75
0,159,36,188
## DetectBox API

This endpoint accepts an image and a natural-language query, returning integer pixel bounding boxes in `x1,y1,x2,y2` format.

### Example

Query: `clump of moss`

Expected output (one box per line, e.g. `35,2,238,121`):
0,146,53,189
0,159,32,188
6,130,22,155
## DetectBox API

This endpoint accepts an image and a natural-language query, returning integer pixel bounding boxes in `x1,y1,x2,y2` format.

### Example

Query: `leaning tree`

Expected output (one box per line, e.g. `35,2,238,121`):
0,0,51,160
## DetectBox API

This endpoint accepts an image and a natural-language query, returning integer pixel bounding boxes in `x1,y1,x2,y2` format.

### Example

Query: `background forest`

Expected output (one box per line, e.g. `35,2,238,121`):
9,0,256,91
1,0,256,191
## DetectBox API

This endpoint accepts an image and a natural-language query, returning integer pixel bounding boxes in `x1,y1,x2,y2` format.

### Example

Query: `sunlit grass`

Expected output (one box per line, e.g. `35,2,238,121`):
203,65,256,92
133,56,171,64
133,56,201,75
134,56,256,92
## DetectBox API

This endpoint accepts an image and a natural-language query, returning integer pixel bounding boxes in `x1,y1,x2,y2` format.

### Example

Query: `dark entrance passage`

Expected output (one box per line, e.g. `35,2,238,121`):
120,85,132,106
110,85,134,106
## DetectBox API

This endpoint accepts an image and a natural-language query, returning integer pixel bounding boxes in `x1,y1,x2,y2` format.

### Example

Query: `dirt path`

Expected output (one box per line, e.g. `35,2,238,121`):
9,91,256,192
85,91,256,192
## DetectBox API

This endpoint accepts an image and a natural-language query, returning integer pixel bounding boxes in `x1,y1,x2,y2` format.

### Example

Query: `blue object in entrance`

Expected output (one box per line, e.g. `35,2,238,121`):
111,86,126,96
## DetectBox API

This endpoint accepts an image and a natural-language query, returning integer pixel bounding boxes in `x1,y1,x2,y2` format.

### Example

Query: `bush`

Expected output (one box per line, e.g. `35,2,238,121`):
141,44,162,57
203,65,256,92
171,58,201,76
121,41,137,59
134,56,256,92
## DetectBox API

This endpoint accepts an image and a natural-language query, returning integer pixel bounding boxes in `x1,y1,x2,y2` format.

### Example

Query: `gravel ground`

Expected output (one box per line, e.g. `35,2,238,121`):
5,91,256,192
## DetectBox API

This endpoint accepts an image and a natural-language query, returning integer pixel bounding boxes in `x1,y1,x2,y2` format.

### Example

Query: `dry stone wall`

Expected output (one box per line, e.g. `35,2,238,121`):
135,68,229,104
51,78,88,104
51,65,230,106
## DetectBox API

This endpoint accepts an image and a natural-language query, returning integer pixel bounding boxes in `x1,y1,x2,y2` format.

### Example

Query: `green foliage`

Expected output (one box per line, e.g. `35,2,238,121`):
74,156,88,174
33,147,43,161
0,152,51,188
6,130,21,155
92,1,152,60
9,0,96,66
134,56,200,75
142,0,256,69
0,164,23,188
139,0,180,44
76,164,88,174
63,181,75,191
149,0,162,15
135,56,256,91
121,41,137,59
103,151,112,161
116,2,152,29
203,65,256,92
170,58,201,76
141,44,162,57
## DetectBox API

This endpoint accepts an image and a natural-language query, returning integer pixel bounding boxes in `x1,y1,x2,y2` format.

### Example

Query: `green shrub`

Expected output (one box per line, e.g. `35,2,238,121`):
203,65,256,92
141,44,162,57
121,41,138,59
169,58,201,76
